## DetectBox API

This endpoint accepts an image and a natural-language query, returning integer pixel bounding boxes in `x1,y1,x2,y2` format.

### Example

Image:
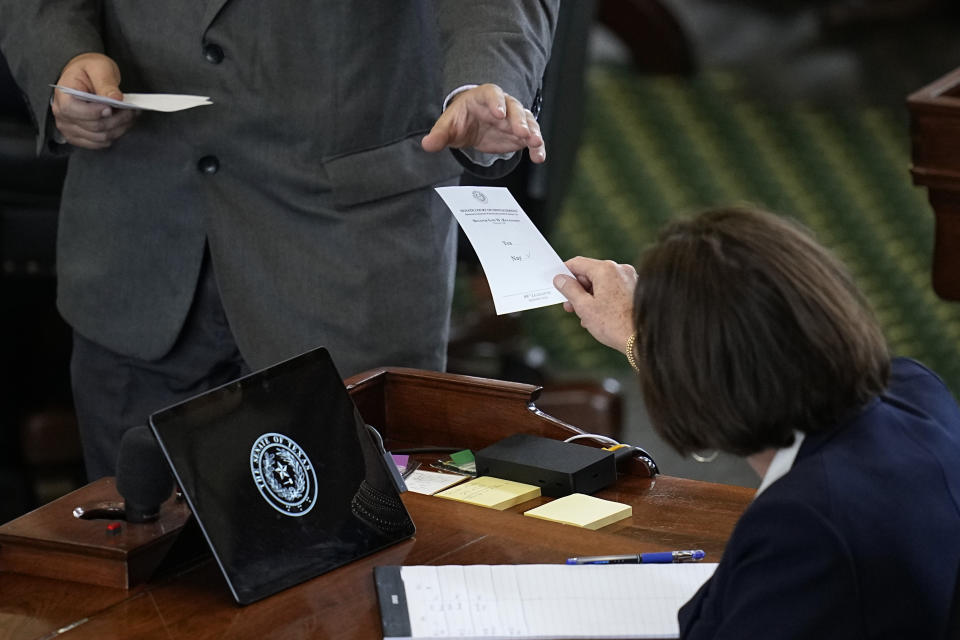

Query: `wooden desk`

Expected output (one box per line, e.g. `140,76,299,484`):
908,66,960,300
0,368,753,640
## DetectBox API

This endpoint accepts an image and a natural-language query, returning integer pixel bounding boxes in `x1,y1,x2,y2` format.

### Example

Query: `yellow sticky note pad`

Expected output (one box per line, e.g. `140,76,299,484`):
434,475,541,510
523,493,632,530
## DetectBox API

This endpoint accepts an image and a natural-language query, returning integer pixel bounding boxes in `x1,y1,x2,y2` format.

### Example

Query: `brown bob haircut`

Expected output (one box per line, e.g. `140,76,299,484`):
634,206,890,457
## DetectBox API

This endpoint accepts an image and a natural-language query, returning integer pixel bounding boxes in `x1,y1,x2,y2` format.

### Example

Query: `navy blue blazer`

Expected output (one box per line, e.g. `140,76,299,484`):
679,358,960,639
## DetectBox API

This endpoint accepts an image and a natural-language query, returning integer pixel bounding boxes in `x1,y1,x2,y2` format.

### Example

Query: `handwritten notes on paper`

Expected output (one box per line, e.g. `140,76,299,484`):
435,476,540,510
434,186,573,314
386,563,719,639
523,493,632,530
404,470,470,495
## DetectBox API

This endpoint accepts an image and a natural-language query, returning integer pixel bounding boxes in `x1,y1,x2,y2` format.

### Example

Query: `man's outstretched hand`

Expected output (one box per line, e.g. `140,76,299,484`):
421,83,546,163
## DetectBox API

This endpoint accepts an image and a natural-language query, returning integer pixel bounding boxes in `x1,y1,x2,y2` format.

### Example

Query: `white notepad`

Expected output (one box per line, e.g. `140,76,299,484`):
374,563,717,639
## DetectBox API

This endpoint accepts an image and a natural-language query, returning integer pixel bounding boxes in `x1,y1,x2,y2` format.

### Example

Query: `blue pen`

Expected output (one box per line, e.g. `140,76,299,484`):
565,550,705,565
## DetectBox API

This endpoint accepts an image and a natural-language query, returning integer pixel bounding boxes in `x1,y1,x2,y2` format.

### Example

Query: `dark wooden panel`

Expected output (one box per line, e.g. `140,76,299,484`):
348,368,655,476
908,66,960,300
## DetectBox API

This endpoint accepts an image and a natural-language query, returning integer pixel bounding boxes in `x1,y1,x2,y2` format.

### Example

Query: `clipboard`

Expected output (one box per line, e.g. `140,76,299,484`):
373,563,717,639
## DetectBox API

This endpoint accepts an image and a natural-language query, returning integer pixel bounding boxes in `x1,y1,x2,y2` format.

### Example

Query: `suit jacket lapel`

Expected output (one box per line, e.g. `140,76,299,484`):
201,0,231,34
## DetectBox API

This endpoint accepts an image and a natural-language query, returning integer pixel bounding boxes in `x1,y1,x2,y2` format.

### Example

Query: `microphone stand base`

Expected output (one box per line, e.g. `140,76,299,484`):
0,477,193,589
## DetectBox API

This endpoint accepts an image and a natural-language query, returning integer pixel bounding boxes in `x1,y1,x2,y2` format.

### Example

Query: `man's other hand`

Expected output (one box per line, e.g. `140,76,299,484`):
421,83,546,163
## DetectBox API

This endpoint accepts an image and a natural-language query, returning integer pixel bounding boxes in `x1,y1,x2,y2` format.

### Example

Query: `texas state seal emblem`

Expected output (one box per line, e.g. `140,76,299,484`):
250,432,318,516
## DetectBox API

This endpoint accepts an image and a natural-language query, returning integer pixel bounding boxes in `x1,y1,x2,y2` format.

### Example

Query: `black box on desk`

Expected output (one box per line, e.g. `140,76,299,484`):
474,433,616,497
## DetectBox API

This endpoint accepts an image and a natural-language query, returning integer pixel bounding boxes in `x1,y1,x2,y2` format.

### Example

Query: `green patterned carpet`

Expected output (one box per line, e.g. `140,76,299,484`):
522,64,960,394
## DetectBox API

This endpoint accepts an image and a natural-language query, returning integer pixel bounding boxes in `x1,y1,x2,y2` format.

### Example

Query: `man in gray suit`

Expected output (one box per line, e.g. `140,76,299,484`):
0,2,558,480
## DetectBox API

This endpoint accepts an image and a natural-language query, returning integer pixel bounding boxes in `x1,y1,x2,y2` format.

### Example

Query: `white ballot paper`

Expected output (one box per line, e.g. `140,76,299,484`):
51,85,212,112
435,186,573,314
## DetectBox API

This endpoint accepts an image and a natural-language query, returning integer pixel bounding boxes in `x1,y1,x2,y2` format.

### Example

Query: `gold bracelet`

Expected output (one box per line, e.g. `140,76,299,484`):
625,331,640,373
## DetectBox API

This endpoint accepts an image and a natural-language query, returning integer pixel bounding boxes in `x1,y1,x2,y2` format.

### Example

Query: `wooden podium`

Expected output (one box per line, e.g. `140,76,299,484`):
908,66,960,301
0,368,752,640
0,478,192,589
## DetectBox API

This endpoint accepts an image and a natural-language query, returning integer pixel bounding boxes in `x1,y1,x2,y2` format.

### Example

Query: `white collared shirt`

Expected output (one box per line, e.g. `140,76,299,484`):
754,431,806,498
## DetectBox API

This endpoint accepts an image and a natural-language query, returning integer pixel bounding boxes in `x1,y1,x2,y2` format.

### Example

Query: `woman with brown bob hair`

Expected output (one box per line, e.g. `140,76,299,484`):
553,206,960,639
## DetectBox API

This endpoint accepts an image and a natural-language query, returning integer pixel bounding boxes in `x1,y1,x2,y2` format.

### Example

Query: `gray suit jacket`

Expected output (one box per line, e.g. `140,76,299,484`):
0,1,557,376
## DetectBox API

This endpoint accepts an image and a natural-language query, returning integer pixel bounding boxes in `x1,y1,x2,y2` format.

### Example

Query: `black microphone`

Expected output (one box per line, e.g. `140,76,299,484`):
116,425,174,523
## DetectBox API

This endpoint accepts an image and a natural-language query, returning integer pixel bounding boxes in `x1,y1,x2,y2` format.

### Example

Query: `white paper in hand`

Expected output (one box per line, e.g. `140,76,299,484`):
50,85,212,112
435,186,573,314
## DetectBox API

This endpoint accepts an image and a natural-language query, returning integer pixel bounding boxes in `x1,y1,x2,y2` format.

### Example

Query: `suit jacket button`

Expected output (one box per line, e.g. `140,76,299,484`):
197,156,219,174
203,43,224,64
